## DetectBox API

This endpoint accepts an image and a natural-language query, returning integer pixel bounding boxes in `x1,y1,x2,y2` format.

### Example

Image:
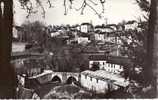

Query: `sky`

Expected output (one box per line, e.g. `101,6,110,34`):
14,0,145,26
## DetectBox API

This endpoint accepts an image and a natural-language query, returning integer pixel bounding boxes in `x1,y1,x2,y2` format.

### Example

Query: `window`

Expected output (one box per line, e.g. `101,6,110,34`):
85,75,87,79
108,63,110,67
90,77,92,81
96,79,99,83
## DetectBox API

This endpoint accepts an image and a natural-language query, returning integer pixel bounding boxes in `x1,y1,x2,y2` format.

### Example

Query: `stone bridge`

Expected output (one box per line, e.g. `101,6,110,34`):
28,70,80,84
51,72,80,83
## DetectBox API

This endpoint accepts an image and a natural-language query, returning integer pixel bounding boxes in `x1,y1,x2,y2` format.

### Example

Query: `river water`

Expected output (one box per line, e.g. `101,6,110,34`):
33,81,96,99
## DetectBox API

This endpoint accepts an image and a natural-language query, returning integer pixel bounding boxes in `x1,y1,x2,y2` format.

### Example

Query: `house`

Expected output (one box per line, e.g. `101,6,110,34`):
106,24,117,31
70,24,80,31
50,31,61,37
12,42,27,53
13,26,18,39
94,24,115,33
80,23,93,33
94,25,114,42
77,37,90,44
80,70,129,94
94,25,119,43
94,32,107,42
89,55,131,74
12,26,25,42
124,20,138,30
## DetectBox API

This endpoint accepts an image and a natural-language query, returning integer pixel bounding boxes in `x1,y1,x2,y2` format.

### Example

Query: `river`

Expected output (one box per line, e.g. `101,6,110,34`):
32,81,97,99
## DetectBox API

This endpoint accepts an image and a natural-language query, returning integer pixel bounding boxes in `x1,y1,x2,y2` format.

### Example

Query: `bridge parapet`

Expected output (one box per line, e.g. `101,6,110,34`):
51,72,80,83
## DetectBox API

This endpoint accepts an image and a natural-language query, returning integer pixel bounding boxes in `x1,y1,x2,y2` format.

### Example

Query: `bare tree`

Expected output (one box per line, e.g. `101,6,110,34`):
0,0,158,98
18,0,106,18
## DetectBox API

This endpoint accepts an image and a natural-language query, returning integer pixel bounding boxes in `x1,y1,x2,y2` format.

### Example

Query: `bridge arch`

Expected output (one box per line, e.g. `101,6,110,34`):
66,76,77,84
51,75,61,83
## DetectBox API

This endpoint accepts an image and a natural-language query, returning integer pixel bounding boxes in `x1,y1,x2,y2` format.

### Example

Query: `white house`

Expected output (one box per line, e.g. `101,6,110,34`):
13,26,18,38
94,25,115,42
12,26,25,42
94,24,115,33
94,33,106,42
71,25,80,31
89,60,123,74
81,70,113,94
77,37,90,44
80,70,129,94
80,23,93,33
12,42,27,53
124,20,138,30
50,31,60,37
106,24,117,31
89,55,131,74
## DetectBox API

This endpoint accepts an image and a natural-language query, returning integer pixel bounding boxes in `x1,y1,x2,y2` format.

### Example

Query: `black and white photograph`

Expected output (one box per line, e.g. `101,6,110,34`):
0,0,157,99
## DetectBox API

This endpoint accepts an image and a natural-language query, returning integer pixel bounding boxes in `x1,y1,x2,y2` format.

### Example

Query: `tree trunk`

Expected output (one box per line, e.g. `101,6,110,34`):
145,0,158,97
0,0,16,98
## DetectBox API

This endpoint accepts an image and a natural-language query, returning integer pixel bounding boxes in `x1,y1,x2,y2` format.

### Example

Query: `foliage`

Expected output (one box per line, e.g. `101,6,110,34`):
136,0,150,12
44,84,80,99
51,44,89,72
135,0,150,20
21,21,47,49
118,21,148,83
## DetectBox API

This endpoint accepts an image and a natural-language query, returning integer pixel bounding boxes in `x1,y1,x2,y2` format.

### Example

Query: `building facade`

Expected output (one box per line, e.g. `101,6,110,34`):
124,20,138,30
12,42,27,53
89,55,130,74
80,23,93,33
80,70,129,94
89,60,124,74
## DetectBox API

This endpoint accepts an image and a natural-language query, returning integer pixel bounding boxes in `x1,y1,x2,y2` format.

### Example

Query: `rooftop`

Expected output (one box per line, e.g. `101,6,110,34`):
89,55,132,66
81,23,93,26
81,70,129,87
126,20,137,24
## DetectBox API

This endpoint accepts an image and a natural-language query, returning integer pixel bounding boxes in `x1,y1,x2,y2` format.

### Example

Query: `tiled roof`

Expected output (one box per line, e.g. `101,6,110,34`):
89,54,108,60
81,23,92,26
89,55,132,66
81,70,129,87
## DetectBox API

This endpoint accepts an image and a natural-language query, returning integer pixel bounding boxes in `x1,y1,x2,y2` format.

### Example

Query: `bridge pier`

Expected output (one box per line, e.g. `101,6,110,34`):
51,72,79,84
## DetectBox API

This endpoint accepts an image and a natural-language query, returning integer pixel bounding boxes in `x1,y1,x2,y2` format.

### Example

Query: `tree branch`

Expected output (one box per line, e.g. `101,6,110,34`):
18,0,106,18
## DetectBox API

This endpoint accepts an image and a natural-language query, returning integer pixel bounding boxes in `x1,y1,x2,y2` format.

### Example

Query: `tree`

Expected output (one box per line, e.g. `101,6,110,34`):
21,21,47,46
136,0,150,20
145,0,158,97
0,0,158,98
119,28,147,82
0,0,17,98
18,0,106,18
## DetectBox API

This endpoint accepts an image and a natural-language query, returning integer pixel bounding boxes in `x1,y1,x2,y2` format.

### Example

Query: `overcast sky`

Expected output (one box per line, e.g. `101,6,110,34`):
14,0,145,26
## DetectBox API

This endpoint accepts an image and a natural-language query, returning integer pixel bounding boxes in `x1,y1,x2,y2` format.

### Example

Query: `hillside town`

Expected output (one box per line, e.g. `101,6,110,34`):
11,20,149,99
